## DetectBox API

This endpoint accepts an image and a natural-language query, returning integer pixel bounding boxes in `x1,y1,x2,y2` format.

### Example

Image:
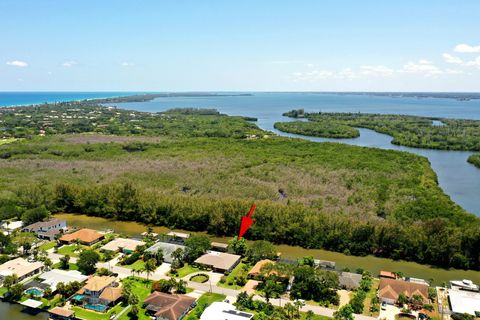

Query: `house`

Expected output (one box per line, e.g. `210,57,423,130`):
146,242,186,264
448,288,480,317
22,219,67,240
0,258,44,282
164,231,190,245
194,251,241,273
378,278,429,305
39,269,88,292
144,291,196,320
406,277,430,286
338,271,362,290
315,259,336,270
248,259,275,279
49,307,75,320
380,271,397,280
101,237,146,254
59,228,104,246
74,276,119,309
211,242,229,252
200,301,254,320
450,279,479,292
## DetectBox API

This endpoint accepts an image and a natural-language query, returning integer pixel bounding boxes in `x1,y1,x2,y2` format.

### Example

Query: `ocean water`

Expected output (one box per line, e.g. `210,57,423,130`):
111,92,480,215
0,91,140,107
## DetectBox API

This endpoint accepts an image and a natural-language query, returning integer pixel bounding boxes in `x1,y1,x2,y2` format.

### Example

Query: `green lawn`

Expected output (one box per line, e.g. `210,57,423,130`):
190,274,209,283
73,303,126,320
0,138,17,145
217,262,252,290
363,278,380,317
52,262,79,271
0,287,8,297
171,264,201,278
124,259,145,271
39,241,57,251
57,244,86,257
117,277,153,320
184,292,226,320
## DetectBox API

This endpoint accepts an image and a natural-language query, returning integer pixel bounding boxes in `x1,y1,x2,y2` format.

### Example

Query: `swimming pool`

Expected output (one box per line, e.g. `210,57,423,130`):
84,304,108,312
24,287,44,297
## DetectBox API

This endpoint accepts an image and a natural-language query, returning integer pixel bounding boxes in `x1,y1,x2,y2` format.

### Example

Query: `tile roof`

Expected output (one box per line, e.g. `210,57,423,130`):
101,238,145,252
99,287,123,302
194,251,241,271
59,228,103,244
49,307,74,317
144,291,195,320
379,278,429,303
82,276,116,292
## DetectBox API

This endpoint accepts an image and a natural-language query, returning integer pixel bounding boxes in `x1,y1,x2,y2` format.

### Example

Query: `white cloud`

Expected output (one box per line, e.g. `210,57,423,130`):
292,70,334,81
360,65,395,76
443,53,463,64
400,60,442,76
454,44,480,53
62,60,77,67
465,56,480,68
269,60,302,65
120,62,135,67
6,60,28,67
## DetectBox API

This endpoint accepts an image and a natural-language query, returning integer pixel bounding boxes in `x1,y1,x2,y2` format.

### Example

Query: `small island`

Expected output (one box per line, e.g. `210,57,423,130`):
274,121,360,139
468,154,480,168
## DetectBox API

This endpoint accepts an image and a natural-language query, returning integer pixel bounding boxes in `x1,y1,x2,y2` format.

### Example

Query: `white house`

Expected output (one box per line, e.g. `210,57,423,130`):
200,302,254,320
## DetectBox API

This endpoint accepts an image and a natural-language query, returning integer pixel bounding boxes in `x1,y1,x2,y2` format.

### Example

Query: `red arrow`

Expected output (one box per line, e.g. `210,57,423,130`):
238,204,256,239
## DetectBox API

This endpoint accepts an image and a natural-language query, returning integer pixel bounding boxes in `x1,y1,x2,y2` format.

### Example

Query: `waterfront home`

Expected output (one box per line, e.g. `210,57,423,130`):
194,251,241,273
39,269,88,292
49,307,75,320
1,220,23,235
211,241,229,252
146,242,186,264
22,218,67,240
166,231,190,244
338,271,362,290
448,288,480,317
59,228,104,246
73,276,120,312
314,259,336,270
0,257,44,283
247,259,288,280
100,237,145,254
200,301,254,320
450,279,479,292
380,270,397,280
378,278,429,305
143,291,196,320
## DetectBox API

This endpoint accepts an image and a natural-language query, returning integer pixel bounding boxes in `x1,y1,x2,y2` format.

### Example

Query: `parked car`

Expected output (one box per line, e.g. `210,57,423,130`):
381,301,387,310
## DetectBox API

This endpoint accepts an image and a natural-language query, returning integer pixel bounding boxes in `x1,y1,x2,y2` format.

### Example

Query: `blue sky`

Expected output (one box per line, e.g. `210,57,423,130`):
1,0,479,91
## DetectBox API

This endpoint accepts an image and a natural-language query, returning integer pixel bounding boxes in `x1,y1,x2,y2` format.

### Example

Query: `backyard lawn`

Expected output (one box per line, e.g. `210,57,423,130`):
184,292,226,320
57,244,86,257
117,277,153,320
73,303,126,320
52,262,79,271
363,278,380,317
39,241,56,251
171,264,201,278
217,262,252,290
190,274,209,283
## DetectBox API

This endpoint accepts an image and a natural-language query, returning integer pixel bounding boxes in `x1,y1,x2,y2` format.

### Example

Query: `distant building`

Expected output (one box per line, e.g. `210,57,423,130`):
379,271,397,280
166,231,190,244
378,278,429,305
450,279,479,292
143,291,196,320
39,269,88,292
0,258,44,282
200,301,254,320
49,307,75,320
1,220,23,234
22,219,67,240
338,271,362,290
59,228,104,246
74,276,121,309
211,242,229,252
315,259,336,270
146,242,186,264
101,237,145,253
194,251,242,273
406,277,430,286
448,288,480,317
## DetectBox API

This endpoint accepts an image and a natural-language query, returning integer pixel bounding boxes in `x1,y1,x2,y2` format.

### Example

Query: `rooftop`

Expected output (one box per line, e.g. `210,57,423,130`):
448,288,480,316
24,218,65,232
82,276,116,292
200,301,254,320
99,287,123,302
146,242,185,262
49,307,75,317
144,291,196,320
167,231,190,239
101,237,145,252
379,278,429,303
194,251,241,271
0,257,43,278
40,269,88,291
60,228,103,244
20,299,43,309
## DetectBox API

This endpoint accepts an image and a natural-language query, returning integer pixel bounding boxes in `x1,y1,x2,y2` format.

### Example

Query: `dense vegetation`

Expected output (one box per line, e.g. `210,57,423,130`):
283,110,480,151
274,121,360,138
1,102,479,270
468,154,480,168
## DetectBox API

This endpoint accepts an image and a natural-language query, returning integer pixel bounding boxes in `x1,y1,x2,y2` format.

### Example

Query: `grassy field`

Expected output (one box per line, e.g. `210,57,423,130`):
0,138,17,145
57,244,86,257
39,240,56,251
363,278,380,317
124,259,145,271
172,264,201,278
52,262,79,270
117,277,153,320
190,274,209,283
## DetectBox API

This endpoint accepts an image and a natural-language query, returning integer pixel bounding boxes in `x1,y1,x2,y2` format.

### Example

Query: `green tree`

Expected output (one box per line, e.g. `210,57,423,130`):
21,205,49,226
246,240,277,263
59,254,70,269
3,274,18,292
171,247,185,269
184,235,211,262
334,304,354,320
8,283,23,301
298,256,315,267
397,293,409,306
144,258,157,280
229,237,248,256
43,257,53,271
77,250,100,274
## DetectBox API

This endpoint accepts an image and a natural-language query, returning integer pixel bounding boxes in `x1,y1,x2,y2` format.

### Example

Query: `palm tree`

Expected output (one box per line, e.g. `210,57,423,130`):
306,310,315,320
43,257,53,271
144,258,157,280
293,299,303,317
2,274,18,292
284,302,296,319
